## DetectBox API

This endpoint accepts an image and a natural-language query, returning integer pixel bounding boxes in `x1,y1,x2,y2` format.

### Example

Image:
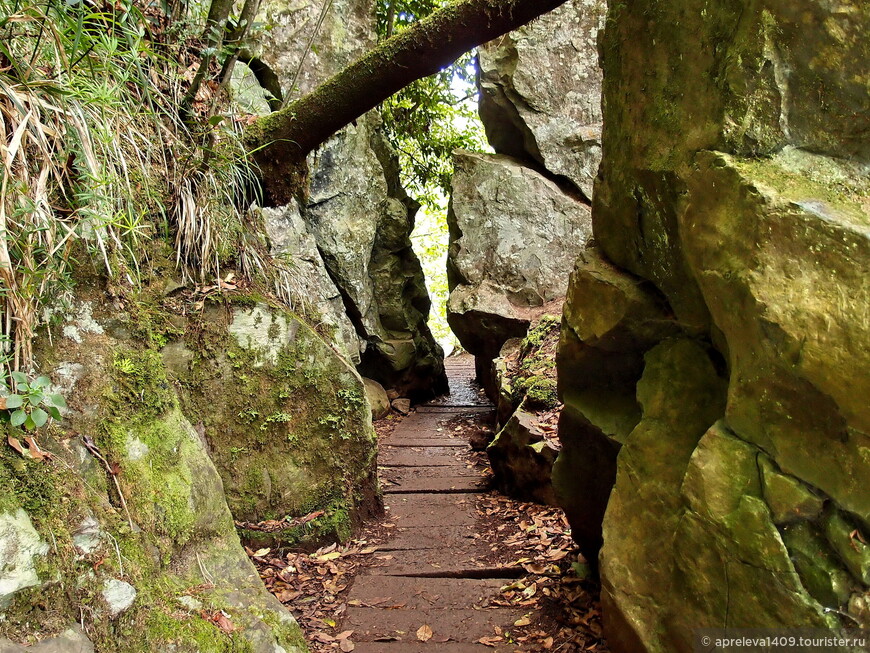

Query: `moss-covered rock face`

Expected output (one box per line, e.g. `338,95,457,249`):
172,301,379,534
0,290,307,652
550,0,870,650
553,248,682,560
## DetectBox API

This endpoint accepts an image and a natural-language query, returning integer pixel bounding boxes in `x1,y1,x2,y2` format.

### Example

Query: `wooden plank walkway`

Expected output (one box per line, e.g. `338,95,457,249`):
340,357,521,652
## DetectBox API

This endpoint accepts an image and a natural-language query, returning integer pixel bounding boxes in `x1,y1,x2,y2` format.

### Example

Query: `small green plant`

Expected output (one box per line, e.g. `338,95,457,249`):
237,407,260,423
260,412,293,430
1,373,66,430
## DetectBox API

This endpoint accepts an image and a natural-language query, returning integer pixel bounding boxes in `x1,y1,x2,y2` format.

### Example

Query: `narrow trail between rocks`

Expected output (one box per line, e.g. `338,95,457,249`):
339,356,530,652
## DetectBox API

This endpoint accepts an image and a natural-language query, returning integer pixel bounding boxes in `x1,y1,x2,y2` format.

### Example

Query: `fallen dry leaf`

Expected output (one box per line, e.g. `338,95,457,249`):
416,624,433,642
339,638,355,652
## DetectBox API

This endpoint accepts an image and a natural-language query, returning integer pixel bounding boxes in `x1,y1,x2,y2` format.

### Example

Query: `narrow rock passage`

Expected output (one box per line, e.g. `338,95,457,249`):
342,356,524,652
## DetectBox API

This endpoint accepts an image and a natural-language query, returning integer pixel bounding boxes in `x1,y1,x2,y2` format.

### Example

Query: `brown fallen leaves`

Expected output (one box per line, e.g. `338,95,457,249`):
6,433,51,461
248,540,378,652
248,397,606,652
201,609,235,634
416,624,433,642
476,493,608,652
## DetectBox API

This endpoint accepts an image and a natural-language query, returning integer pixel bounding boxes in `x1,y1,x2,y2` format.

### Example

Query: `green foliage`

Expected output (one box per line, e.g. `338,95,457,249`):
0,373,66,431
381,61,486,199
0,0,263,375
411,200,455,347
376,0,487,199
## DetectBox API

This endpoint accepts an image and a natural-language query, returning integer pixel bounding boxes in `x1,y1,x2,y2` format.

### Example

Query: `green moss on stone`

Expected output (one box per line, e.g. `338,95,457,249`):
759,455,824,525
512,376,558,410
732,151,869,227
174,302,377,528
823,508,870,586
142,609,253,653
781,522,854,608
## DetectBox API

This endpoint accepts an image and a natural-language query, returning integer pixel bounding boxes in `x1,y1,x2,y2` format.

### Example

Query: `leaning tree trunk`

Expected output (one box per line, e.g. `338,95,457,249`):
243,0,571,205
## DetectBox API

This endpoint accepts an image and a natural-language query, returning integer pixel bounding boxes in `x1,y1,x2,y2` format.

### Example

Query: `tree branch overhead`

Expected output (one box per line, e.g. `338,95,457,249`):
243,0,571,205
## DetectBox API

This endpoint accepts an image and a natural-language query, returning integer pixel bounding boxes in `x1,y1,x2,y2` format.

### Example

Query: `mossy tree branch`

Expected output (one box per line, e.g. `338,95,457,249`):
242,0,570,205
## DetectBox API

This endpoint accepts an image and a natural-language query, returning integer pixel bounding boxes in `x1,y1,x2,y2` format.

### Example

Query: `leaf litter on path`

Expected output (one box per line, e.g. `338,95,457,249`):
247,408,608,652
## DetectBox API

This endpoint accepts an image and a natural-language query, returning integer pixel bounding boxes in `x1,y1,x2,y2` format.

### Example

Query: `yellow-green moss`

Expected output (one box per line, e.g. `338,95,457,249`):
174,302,377,526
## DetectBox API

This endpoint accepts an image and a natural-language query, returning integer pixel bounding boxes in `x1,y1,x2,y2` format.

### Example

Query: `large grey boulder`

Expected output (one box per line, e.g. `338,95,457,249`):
254,0,375,101
250,0,446,397
478,0,606,199
260,200,362,363
307,117,447,398
447,150,592,389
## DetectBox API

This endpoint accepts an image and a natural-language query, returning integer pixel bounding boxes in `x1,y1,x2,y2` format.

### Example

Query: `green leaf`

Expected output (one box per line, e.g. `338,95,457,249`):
28,392,44,406
34,376,51,389
30,408,48,428
10,371,27,385
24,416,35,430
10,409,27,427
50,394,67,408
4,394,23,408
48,406,62,421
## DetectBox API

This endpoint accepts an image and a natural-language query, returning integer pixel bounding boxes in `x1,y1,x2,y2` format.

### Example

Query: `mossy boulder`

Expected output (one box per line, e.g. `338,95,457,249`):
599,339,726,652
362,378,391,420
171,302,380,539
0,292,307,652
552,0,870,649
553,248,682,560
680,150,870,526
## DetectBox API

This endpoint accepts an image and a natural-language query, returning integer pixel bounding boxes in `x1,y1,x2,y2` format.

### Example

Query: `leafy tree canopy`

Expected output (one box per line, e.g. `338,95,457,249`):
376,0,486,201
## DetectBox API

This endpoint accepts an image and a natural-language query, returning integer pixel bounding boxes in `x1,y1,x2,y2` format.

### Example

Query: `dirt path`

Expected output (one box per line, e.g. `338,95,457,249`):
340,356,527,652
